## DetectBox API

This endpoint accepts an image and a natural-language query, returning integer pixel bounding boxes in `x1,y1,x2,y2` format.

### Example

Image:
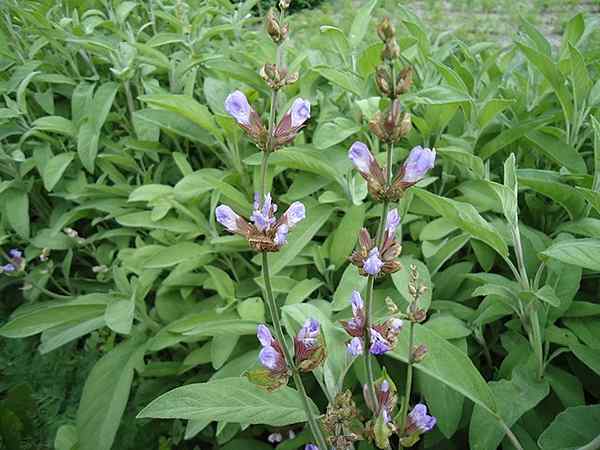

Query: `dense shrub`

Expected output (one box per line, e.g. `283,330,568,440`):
1,0,599,449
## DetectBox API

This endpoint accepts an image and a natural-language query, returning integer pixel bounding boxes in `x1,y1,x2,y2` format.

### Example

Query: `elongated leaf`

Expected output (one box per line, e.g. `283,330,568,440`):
77,338,144,450
140,94,221,138
469,367,549,450
348,0,377,48
4,189,30,239
538,404,600,450
315,66,364,96
541,238,600,271
388,323,497,414
330,204,365,267
43,152,75,191
137,378,310,426
414,189,508,257
331,264,368,311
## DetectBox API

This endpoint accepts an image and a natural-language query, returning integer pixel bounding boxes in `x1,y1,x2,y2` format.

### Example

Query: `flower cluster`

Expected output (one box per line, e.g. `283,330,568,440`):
249,319,325,391
294,318,326,372
341,291,403,356
349,209,402,277
1,249,25,273
248,324,290,391
225,90,310,152
215,193,305,252
368,99,412,144
349,142,436,202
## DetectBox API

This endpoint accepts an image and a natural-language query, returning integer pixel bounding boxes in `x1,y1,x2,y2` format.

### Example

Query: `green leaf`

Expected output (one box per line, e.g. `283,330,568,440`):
105,299,134,335
315,66,364,96
4,189,30,239
77,338,145,450
437,146,484,179
285,279,323,305
533,285,560,307
313,118,361,150
541,238,600,271
205,265,235,299
330,204,365,267
348,0,377,48
137,378,311,426
538,404,600,450
405,86,471,105
0,299,106,338
518,169,586,220
42,152,75,191
33,116,76,137
517,43,573,121
134,109,211,143
268,204,333,275
331,264,368,311
211,335,239,370
477,98,514,129
414,189,508,257
545,365,585,408
77,121,100,173
524,130,586,173
143,243,212,269
388,323,497,415
140,94,221,139
469,366,549,450
569,343,600,376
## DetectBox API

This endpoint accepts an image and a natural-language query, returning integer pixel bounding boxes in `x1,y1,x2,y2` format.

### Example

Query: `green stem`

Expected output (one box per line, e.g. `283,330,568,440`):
262,253,328,449
398,321,415,435
363,275,378,409
364,141,394,414
498,418,524,450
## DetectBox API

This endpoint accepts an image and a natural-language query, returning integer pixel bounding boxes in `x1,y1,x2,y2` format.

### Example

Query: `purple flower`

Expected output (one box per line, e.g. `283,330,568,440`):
259,346,281,370
9,249,22,259
225,90,251,126
347,337,364,356
348,141,374,174
283,202,305,228
274,224,289,247
363,247,384,276
369,328,391,355
297,318,319,348
385,209,400,236
215,205,241,232
402,146,436,183
257,324,274,346
251,193,277,232
305,445,319,450
290,98,310,128
1,263,16,273
408,403,436,433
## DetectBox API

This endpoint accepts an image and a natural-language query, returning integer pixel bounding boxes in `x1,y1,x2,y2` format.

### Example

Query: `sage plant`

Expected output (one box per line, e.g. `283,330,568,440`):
216,2,328,448
343,17,437,449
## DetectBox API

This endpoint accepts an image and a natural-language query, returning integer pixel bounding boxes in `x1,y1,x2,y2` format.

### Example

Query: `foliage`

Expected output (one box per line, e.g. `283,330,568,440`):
0,0,600,449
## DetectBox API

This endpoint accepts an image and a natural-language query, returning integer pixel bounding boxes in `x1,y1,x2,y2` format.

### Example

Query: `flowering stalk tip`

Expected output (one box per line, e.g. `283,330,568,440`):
215,194,305,252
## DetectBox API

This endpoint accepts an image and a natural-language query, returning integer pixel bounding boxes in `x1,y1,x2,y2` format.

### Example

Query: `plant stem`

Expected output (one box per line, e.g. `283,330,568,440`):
364,141,394,413
256,18,327,447
398,321,415,434
262,252,328,449
499,418,524,450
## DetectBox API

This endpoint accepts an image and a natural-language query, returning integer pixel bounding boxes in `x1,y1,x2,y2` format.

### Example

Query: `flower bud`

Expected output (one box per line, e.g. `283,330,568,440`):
348,141,375,174
385,209,400,236
375,65,392,97
401,146,436,183
396,66,413,94
266,8,286,43
411,344,428,362
377,17,396,42
382,40,400,61
341,290,366,337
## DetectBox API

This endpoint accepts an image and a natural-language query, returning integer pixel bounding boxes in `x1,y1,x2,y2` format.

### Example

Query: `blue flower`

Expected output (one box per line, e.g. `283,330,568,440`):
363,247,384,276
